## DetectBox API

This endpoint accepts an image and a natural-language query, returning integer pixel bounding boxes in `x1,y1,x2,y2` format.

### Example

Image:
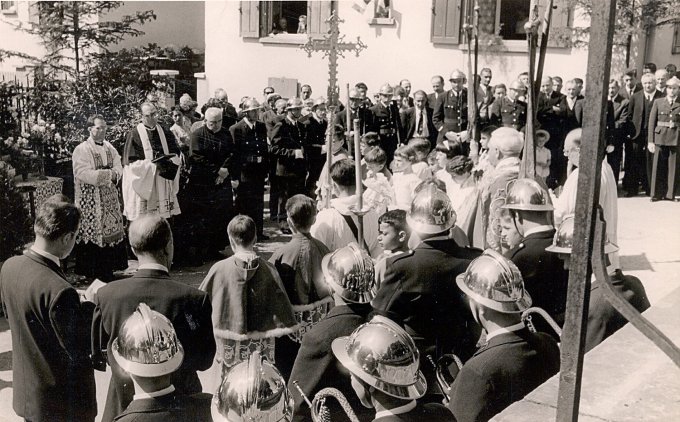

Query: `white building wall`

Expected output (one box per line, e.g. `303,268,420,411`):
644,24,678,70
204,0,591,106
0,1,44,77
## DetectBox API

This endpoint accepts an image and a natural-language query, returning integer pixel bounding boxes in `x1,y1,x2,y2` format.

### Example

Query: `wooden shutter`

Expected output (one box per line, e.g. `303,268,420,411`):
432,0,462,45
308,1,333,38
240,1,260,38
476,0,497,36
539,0,572,48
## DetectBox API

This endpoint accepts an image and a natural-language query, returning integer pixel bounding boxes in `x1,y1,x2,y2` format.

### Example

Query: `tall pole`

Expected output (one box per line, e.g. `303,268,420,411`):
556,1,617,420
535,0,555,99
520,1,541,179
352,118,366,250
346,83,352,156
464,0,478,155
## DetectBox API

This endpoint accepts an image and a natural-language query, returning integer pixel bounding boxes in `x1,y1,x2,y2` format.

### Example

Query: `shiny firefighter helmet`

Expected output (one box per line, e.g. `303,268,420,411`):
321,242,376,303
331,315,427,400
406,182,456,234
212,351,292,422
112,302,184,377
456,249,532,313
502,178,554,212
242,98,262,113
545,214,619,254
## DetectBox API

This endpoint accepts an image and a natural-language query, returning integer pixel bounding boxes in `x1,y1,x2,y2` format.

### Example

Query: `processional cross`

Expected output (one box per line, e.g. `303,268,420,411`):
301,11,367,210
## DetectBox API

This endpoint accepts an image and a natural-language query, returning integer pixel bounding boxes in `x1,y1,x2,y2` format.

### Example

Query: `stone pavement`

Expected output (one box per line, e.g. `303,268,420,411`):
0,196,678,421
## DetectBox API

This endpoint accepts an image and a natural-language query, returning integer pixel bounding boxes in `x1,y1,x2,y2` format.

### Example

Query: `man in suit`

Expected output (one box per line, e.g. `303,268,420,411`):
477,67,495,128
370,83,403,164
433,69,469,145
402,90,437,147
270,98,307,233
335,88,375,139
624,73,665,196
537,76,567,188
427,75,446,108
333,316,453,422
607,79,630,183
563,79,585,130
303,97,329,198
619,69,642,100
289,243,376,422
229,98,270,239
372,182,482,394
111,303,212,422
92,215,216,422
490,80,528,131
399,79,415,107
1,198,96,422
502,179,568,337
648,75,680,201
448,250,560,422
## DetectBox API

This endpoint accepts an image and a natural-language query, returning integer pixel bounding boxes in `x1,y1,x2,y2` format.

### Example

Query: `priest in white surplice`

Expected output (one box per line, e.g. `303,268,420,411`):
72,114,128,281
122,102,182,221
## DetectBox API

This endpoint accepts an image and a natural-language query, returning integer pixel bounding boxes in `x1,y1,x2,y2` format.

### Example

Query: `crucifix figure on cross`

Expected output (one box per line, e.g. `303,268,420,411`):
301,10,367,210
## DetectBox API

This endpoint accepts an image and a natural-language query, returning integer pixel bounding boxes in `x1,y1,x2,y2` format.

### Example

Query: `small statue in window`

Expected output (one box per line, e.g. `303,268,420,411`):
297,15,307,34
375,0,391,19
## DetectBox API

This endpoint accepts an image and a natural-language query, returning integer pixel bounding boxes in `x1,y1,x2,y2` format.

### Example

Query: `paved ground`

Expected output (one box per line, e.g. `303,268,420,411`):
0,195,678,420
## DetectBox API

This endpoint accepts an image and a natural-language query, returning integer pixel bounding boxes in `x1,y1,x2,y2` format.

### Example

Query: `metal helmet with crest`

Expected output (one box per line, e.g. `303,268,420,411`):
321,242,376,303
406,181,456,234
212,351,293,422
456,249,532,313
502,178,554,212
545,214,619,254
331,315,427,400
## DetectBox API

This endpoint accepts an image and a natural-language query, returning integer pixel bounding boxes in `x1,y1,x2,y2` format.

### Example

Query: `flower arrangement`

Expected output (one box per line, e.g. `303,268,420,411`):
2,135,38,180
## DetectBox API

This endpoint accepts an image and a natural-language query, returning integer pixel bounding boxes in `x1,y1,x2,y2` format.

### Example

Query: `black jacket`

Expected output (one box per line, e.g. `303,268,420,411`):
401,106,437,147
302,115,328,162
0,250,96,422
627,89,665,142
372,236,482,362
92,269,216,422
505,229,569,332
448,328,560,422
335,105,376,137
290,303,374,422
270,117,307,177
113,391,212,422
229,118,269,182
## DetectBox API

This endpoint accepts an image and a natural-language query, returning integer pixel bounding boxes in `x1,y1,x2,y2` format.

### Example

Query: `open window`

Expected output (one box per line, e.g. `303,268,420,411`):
240,1,334,43
1,1,17,14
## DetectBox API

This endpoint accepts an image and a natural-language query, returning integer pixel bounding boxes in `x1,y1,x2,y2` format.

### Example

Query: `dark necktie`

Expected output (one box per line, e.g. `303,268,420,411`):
416,112,423,135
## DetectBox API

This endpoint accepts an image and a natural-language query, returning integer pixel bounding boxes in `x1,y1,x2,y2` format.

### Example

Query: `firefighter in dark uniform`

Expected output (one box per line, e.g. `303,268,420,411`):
270,98,307,234
335,88,375,139
229,98,270,240
502,178,568,338
303,97,328,198
370,83,403,165
648,75,680,201
433,69,469,145
490,79,528,131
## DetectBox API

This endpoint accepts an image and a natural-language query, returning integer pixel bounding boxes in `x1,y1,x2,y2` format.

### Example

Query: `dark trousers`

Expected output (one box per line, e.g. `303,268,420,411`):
306,158,325,198
623,138,650,195
381,135,398,167
276,175,305,221
235,177,266,235
651,145,678,199
547,146,567,189
606,143,623,184
186,185,233,253
73,240,128,281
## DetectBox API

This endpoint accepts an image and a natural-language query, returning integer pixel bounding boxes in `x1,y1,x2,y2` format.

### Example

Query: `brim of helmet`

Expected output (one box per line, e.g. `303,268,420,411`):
321,254,376,304
331,338,427,400
286,106,303,110
545,243,619,254
455,274,532,314
112,342,184,377
406,215,454,235
243,106,262,112
501,204,554,211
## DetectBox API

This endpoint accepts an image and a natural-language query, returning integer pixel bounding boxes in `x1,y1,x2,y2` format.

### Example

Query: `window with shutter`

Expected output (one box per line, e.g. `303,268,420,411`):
239,1,260,38
540,0,572,48
0,1,17,14
673,23,680,55
307,0,333,38
431,0,462,45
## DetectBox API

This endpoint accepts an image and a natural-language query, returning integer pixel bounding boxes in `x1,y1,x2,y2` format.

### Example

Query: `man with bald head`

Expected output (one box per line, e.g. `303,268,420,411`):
186,107,236,260
122,102,182,221
213,88,239,124
479,127,524,251
92,215,215,422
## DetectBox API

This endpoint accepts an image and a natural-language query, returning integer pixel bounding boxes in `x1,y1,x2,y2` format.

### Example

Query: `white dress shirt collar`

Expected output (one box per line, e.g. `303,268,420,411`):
485,322,526,341
137,263,169,273
133,385,175,401
373,400,417,419
30,245,61,267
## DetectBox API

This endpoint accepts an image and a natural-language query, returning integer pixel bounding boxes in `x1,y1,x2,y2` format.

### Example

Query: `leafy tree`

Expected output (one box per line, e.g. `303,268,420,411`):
0,1,155,78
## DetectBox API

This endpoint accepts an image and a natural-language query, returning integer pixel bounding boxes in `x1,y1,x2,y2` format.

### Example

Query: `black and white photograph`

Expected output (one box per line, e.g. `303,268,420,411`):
0,0,679,421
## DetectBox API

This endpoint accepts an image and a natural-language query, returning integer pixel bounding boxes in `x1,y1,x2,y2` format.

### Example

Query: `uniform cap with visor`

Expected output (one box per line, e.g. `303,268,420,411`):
456,249,532,313
286,97,304,110
379,84,394,96
331,315,427,400
449,69,466,81
242,98,262,113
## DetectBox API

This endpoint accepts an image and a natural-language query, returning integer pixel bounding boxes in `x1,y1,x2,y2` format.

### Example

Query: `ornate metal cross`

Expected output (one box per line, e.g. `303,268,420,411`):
300,11,367,106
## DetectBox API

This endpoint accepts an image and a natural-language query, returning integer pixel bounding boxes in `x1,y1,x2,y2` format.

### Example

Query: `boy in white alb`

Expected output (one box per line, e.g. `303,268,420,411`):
390,144,423,210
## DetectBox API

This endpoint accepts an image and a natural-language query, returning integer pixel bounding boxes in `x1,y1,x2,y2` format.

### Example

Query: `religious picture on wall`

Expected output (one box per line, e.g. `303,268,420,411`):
374,0,391,19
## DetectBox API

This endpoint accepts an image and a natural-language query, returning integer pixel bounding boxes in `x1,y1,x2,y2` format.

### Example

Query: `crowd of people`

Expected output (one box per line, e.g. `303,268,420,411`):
2,59,676,422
